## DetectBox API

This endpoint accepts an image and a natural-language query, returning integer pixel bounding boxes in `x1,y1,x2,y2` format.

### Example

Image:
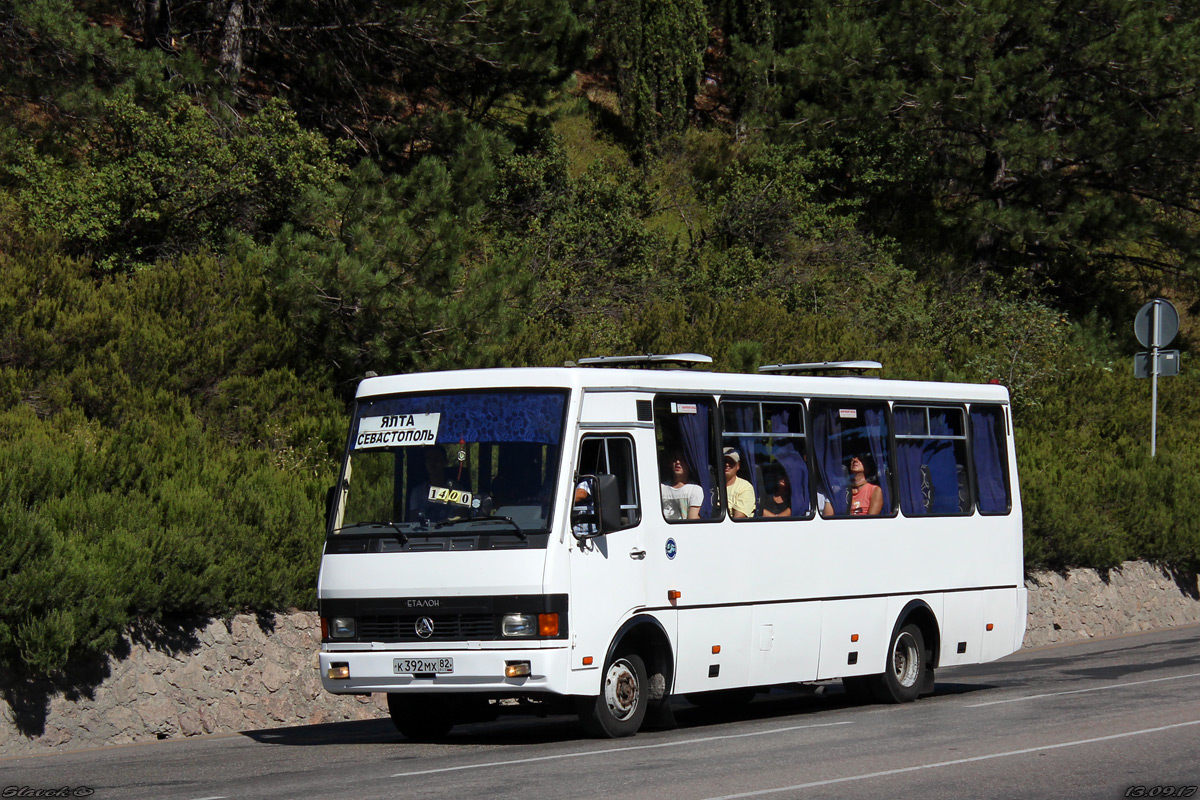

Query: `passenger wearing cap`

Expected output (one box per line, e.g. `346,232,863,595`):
722,446,756,518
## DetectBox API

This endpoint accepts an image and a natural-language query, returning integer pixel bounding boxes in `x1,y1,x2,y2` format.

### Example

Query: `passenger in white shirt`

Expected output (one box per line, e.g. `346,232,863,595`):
660,451,702,520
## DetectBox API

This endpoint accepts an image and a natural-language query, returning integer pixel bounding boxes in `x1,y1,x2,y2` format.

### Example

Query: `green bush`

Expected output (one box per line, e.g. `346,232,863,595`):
0,246,343,679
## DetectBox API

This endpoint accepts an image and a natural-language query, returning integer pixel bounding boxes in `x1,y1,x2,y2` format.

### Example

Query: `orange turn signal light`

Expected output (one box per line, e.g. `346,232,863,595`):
583,656,594,666
986,623,994,631
850,634,859,643
668,590,682,602
539,613,559,637
712,645,721,654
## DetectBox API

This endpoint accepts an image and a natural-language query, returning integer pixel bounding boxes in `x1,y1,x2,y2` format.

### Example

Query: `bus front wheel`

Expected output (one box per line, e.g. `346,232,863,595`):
870,623,926,704
578,652,649,738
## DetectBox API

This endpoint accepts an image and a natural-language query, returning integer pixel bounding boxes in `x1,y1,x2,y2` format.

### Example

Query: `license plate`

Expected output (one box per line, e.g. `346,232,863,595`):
394,657,454,674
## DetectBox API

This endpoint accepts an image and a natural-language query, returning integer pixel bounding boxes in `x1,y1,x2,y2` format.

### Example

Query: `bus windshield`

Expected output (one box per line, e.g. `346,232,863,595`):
331,389,569,536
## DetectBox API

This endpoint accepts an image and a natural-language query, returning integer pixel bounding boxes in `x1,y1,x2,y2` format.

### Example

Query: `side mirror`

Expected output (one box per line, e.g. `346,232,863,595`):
572,473,622,539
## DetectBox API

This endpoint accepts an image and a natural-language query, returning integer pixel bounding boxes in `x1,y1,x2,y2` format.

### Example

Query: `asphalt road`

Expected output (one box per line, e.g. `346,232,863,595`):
4,624,1200,800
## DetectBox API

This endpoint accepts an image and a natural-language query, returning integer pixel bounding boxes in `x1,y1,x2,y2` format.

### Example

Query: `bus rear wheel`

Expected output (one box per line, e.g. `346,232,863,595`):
870,623,926,704
578,652,648,738
387,694,454,741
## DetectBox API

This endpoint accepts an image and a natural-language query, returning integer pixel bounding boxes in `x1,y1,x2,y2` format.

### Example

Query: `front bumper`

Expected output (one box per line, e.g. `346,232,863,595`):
319,646,573,695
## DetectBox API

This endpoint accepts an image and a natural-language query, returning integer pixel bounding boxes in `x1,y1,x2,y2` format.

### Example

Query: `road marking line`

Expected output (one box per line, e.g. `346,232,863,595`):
966,670,1200,707
389,720,854,778
701,719,1200,799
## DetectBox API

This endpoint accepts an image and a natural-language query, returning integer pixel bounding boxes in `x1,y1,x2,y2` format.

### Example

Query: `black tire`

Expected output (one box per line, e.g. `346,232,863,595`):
578,652,649,738
387,693,455,741
869,623,926,704
686,687,757,710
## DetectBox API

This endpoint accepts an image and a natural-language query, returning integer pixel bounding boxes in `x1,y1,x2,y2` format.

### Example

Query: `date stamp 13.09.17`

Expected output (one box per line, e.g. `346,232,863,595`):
1124,788,1198,798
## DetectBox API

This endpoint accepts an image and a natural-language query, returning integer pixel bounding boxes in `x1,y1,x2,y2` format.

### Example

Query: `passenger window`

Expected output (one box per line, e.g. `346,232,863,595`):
722,401,811,520
810,400,892,517
654,396,719,521
894,405,971,516
576,436,641,530
970,405,1011,515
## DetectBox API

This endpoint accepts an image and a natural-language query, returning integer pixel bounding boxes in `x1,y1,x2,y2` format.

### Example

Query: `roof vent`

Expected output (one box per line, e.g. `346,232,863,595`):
758,360,882,377
575,353,713,370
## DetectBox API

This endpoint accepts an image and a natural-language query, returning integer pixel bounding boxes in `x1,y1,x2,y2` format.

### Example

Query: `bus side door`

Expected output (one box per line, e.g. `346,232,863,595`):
567,434,650,674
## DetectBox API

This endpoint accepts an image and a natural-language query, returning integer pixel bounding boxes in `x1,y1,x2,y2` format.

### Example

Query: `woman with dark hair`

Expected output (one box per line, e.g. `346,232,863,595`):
761,468,791,517
848,455,882,516
660,450,702,520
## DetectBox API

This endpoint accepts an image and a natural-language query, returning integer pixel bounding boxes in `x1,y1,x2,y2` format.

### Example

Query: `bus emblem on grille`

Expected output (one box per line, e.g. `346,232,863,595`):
415,617,435,639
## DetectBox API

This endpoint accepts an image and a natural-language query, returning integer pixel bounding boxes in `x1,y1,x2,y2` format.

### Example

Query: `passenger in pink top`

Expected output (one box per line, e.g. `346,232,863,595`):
848,456,882,515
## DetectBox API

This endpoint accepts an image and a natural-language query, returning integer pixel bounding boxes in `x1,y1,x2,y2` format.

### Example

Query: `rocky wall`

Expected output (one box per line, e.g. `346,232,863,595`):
1023,561,1200,646
2,561,1198,756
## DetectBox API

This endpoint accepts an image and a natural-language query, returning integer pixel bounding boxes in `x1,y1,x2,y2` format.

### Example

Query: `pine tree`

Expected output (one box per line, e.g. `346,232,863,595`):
599,0,709,151
732,0,1200,315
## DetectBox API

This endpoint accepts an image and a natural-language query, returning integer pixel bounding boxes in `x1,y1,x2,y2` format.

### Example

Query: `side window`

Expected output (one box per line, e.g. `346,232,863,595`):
894,405,971,516
654,396,720,522
722,400,811,520
811,399,893,517
970,405,1012,515
577,435,641,530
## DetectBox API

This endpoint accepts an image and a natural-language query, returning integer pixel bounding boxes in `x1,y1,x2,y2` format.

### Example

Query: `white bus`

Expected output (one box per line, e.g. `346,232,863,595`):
318,355,1025,739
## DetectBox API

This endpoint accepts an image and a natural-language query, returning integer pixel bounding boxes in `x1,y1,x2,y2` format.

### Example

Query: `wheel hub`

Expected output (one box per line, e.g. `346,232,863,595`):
604,659,640,720
891,631,921,688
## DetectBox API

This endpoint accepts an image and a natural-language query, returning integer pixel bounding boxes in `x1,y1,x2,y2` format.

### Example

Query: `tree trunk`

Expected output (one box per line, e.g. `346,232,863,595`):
219,0,245,79
139,0,171,50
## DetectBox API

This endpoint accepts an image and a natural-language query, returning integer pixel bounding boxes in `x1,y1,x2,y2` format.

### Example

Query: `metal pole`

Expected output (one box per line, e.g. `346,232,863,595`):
1151,301,1160,458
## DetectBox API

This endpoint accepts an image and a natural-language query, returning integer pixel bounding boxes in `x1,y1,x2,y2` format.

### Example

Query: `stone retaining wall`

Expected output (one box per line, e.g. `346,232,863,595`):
2,561,1198,756
1024,561,1200,645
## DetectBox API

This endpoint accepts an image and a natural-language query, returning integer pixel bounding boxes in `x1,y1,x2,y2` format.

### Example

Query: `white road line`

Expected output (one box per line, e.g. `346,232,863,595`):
701,719,1200,800
966,670,1200,707
390,720,854,778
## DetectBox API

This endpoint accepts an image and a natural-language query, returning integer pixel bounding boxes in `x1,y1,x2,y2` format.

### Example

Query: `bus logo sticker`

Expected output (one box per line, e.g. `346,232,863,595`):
665,538,677,560
415,617,435,639
354,413,441,449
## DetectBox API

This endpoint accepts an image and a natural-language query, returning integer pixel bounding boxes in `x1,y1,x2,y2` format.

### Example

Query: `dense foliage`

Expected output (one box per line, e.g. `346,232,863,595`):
1,0,1198,680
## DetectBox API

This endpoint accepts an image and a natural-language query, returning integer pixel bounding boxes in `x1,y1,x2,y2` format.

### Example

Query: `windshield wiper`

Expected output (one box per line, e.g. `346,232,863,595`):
333,522,409,544
432,515,527,540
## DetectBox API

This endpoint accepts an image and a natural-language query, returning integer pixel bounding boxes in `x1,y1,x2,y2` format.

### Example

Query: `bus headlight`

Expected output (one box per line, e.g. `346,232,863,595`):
330,617,356,639
501,613,537,637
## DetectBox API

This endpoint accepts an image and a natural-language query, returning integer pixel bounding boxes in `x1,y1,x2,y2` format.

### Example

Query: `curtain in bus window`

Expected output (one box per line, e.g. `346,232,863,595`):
774,440,810,515
971,407,1009,514
925,440,962,513
370,392,567,444
678,403,715,518
896,439,926,515
896,408,965,516
770,407,810,516
731,405,761,508
864,407,891,513
898,439,960,515
927,408,967,513
812,408,846,514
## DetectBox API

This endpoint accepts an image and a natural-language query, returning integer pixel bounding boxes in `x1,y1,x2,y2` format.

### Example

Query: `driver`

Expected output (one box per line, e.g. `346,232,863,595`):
407,446,464,522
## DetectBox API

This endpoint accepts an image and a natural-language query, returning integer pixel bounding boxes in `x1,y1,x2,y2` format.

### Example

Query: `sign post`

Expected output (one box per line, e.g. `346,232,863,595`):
1134,298,1180,457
